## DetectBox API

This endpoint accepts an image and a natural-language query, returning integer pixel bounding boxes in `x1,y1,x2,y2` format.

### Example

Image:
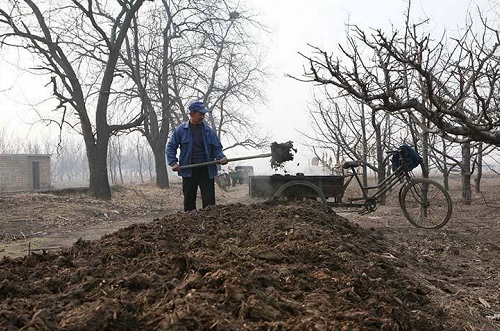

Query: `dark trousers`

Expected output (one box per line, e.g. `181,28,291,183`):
182,167,215,212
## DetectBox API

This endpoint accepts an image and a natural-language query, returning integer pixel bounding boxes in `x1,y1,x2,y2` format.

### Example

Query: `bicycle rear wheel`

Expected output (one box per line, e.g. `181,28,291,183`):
400,178,452,229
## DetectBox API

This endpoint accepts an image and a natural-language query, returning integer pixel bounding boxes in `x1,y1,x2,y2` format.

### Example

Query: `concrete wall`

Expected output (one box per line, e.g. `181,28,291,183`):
0,154,51,192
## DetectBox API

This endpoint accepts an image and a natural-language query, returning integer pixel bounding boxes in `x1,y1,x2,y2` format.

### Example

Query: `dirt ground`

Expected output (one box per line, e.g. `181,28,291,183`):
0,183,251,259
0,178,499,330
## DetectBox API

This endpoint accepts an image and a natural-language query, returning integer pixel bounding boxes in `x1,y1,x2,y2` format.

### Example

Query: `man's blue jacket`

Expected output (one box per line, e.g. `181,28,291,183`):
166,121,225,179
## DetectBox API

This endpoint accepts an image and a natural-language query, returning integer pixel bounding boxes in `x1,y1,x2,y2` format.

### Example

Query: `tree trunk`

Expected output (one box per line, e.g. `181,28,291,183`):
375,138,386,203
136,144,144,184
154,143,169,188
117,145,124,185
475,142,482,193
420,123,429,179
361,104,368,187
372,110,386,203
108,154,116,185
118,161,124,185
442,137,449,191
147,150,154,182
461,142,472,205
443,170,450,191
87,144,111,199
385,115,392,177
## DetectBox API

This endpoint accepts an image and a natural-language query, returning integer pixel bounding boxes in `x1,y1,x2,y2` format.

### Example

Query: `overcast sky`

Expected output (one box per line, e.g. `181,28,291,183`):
239,0,492,174
0,0,493,174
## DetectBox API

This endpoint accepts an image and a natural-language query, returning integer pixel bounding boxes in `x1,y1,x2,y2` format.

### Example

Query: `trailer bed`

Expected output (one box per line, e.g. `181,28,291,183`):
249,175,344,199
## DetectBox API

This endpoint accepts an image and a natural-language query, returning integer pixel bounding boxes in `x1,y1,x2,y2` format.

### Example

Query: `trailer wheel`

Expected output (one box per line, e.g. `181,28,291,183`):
272,180,327,205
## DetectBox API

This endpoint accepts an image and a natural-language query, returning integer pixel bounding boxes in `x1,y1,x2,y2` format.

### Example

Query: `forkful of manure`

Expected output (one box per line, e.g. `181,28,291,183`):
270,141,297,170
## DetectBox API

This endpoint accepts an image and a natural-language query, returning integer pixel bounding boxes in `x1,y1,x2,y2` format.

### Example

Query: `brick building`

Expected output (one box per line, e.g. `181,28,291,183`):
0,154,51,192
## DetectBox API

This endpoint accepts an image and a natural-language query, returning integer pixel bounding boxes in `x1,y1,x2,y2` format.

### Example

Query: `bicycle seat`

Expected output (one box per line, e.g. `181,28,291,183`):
342,161,360,169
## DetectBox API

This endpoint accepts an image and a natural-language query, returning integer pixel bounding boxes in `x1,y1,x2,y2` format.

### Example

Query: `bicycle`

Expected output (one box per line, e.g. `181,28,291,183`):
339,147,452,229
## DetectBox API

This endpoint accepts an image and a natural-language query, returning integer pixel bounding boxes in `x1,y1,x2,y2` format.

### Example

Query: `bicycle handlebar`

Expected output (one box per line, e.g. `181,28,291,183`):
385,149,400,155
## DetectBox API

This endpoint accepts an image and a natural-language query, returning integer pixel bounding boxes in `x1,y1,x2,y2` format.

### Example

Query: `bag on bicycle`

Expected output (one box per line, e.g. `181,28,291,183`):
392,144,423,172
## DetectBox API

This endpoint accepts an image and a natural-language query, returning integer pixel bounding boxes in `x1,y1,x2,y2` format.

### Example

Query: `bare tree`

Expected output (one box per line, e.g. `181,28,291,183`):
461,142,472,205
196,3,269,148
302,90,401,190
134,134,145,184
298,7,500,146
428,138,495,203
109,136,125,185
427,136,454,189
0,0,148,198
119,0,268,188
293,4,500,205
48,134,89,184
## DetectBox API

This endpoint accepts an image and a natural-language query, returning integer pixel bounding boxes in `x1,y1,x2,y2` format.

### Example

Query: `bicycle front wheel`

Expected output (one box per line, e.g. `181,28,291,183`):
400,178,452,229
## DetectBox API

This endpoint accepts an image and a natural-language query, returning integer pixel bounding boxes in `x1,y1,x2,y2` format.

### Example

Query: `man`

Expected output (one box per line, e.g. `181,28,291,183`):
166,101,228,211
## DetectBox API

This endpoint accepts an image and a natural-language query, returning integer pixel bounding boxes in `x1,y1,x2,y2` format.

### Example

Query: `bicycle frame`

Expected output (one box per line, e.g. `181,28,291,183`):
332,152,413,211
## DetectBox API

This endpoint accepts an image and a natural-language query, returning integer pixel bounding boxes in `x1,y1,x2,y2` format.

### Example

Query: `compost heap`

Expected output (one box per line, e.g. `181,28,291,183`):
270,141,296,170
0,201,458,331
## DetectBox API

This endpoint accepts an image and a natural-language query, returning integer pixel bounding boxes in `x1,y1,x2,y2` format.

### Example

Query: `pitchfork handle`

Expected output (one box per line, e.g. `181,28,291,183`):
178,153,272,170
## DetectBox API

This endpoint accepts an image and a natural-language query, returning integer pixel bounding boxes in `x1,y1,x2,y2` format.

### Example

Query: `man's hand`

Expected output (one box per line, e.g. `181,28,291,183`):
172,163,180,172
219,157,228,165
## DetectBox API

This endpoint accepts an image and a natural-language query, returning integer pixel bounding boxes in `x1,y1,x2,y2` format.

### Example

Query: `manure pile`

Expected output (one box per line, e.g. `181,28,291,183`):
0,202,458,331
